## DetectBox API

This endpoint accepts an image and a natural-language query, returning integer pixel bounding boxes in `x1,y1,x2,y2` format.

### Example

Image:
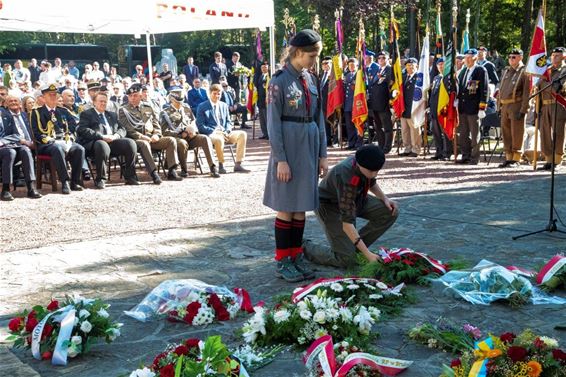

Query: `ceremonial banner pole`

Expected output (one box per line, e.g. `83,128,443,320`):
451,0,459,161
335,7,344,149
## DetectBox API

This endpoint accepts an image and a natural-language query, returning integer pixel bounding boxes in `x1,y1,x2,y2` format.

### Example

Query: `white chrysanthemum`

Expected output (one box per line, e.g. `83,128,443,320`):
325,308,340,321
297,336,307,344
346,284,360,290
299,309,312,320
540,336,559,348
313,310,326,324
363,283,377,290
79,309,90,318
330,283,344,292
129,367,156,377
273,309,291,324
339,307,353,322
108,328,121,341
376,282,388,290
428,338,438,348
97,308,109,318
297,301,308,312
353,306,374,334
369,294,383,300
71,335,82,345
80,321,92,333
368,306,381,320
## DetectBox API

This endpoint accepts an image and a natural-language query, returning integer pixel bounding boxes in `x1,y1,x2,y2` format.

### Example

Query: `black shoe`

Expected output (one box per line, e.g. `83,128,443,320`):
125,178,141,185
430,155,442,160
1,190,14,201
27,189,42,199
258,135,269,140
538,163,552,171
71,182,84,191
218,164,227,174
498,160,512,168
400,152,411,156
210,166,220,178
180,170,189,178
94,179,105,189
82,170,91,181
240,124,252,129
167,169,183,181
62,181,71,195
234,164,250,173
456,158,471,164
151,171,162,185
407,152,418,157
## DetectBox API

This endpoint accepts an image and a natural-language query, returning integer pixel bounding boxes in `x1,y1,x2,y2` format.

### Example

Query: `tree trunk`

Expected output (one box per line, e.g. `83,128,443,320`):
553,0,565,49
520,0,534,54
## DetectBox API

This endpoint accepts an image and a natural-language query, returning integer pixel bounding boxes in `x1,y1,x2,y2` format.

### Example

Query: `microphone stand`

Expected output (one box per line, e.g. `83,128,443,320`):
513,70,566,240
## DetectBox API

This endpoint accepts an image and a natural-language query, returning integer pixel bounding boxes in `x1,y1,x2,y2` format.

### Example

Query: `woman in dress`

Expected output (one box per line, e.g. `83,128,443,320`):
263,29,328,282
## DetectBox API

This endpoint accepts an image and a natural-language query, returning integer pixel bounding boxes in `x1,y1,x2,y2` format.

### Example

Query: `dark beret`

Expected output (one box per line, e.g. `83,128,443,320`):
126,83,142,95
436,57,445,63
552,47,565,53
405,57,418,64
509,48,523,55
377,51,389,58
290,29,321,47
322,56,332,62
355,145,385,172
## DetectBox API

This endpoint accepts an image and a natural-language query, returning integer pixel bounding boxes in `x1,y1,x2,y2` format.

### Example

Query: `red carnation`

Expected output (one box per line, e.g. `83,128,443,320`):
208,294,230,321
27,310,37,319
152,352,167,368
552,349,566,364
25,317,39,333
533,337,545,349
183,302,201,324
8,317,24,333
46,300,59,311
185,338,200,349
41,351,52,360
507,346,528,362
450,359,462,368
159,364,175,377
499,332,516,344
174,345,189,356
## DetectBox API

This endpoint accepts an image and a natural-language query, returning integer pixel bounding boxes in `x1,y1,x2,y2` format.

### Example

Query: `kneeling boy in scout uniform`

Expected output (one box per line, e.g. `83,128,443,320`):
303,145,399,268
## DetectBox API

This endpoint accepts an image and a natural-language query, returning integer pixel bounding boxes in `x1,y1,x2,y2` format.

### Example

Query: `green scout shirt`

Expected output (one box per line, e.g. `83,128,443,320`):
319,156,377,224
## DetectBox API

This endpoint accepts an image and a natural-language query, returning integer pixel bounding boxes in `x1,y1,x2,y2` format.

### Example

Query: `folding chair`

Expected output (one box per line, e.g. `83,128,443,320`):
479,112,502,164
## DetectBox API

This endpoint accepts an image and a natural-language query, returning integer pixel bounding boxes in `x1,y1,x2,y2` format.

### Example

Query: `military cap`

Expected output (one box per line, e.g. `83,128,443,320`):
509,48,523,55
41,83,58,94
552,47,565,54
478,46,488,52
87,80,101,90
261,60,269,65
366,50,376,57
465,48,478,56
168,86,184,102
290,29,321,47
436,57,445,63
405,57,418,64
126,83,142,95
141,84,149,91
356,145,385,172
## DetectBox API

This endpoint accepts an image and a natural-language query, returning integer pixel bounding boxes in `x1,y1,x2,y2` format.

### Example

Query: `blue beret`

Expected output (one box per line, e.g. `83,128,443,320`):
465,48,478,56
290,29,321,47
436,57,445,63
366,50,376,57
405,57,418,64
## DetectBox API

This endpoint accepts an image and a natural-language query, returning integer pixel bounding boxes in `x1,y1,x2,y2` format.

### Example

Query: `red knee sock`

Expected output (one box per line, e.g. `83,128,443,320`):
290,218,305,258
274,218,292,261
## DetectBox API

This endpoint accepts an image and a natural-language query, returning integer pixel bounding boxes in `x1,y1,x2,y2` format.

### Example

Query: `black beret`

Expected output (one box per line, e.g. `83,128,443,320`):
126,83,142,95
552,47,565,53
322,56,332,62
355,145,385,172
509,48,523,55
405,57,418,64
290,29,321,47
168,86,184,102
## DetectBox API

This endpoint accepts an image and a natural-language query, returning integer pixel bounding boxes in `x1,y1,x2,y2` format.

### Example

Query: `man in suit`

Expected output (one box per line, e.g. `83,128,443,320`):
160,88,220,178
343,58,360,149
209,52,228,85
319,56,333,146
220,77,250,129
186,78,208,113
118,83,182,184
182,57,199,85
0,101,41,200
399,58,421,157
196,83,250,174
368,51,394,153
30,83,85,194
226,52,243,103
255,61,270,139
428,58,453,160
457,49,489,164
77,92,139,189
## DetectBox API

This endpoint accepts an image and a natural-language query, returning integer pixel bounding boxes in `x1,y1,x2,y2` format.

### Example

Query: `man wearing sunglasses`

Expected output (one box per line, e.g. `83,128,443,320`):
496,49,530,168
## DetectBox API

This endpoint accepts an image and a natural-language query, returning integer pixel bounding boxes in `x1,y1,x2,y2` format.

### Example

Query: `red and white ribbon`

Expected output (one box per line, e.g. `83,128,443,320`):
536,255,566,285
378,247,448,274
506,266,535,278
304,335,412,377
291,277,402,304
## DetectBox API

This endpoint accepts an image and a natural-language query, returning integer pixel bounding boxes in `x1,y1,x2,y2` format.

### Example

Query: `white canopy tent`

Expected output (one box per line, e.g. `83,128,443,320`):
0,0,276,83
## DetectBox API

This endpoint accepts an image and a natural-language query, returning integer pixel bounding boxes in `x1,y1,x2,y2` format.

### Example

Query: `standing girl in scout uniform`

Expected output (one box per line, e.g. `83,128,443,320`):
263,29,328,282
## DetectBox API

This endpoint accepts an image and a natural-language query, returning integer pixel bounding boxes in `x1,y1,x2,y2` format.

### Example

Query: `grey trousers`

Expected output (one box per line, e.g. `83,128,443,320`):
458,113,481,162
1,146,36,184
303,196,398,268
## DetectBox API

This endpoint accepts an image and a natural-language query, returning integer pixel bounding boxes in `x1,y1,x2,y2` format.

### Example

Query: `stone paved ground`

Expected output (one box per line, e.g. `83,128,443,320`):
1,139,566,376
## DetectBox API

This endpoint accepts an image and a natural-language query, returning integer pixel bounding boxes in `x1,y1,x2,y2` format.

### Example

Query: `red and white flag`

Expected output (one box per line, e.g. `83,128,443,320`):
526,9,548,76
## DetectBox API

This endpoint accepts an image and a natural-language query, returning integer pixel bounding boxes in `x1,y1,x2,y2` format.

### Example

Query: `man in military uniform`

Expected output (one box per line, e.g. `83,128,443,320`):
456,49,489,164
343,57,360,149
428,58,453,160
303,145,398,268
368,51,394,153
497,48,531,168
400,58,421,157
537,47,566,170
82,80,102,111
117,83,182,184
30,83,85,194
160,87,220,178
